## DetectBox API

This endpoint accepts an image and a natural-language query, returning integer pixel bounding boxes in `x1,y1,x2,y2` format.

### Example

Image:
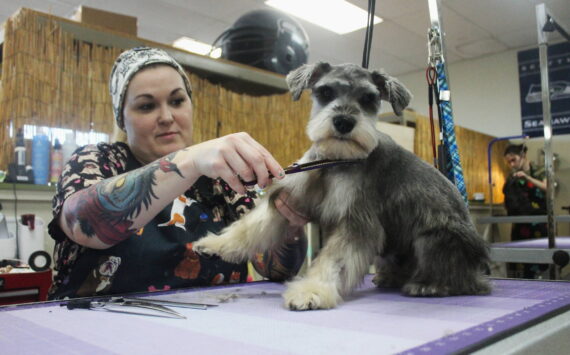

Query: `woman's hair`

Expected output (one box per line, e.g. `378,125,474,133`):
504,144,527,156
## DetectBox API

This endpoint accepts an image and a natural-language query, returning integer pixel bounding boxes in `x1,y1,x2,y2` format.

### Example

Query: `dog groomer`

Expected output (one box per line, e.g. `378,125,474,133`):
47,47,307,299
503,143,547,279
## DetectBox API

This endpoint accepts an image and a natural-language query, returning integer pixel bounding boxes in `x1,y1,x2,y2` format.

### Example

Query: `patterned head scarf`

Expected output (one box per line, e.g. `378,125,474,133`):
109,47,193,130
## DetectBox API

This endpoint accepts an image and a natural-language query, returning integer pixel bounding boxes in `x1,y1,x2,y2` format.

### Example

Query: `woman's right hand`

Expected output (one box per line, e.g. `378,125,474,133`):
182,133,285,194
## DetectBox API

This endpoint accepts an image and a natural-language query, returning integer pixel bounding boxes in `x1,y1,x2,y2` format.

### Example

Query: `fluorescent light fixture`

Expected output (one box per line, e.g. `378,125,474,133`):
173,37,221,58
265,0,382,34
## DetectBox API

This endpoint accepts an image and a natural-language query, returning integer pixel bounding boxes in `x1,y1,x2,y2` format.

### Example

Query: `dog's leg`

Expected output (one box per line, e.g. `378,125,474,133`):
403,222,491,297
192,196,289,264
372,254,415,289
284,227,374,310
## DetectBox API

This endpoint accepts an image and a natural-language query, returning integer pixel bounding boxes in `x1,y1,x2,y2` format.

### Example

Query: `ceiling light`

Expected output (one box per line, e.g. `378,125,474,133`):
265,0,382,34
173,37,221,58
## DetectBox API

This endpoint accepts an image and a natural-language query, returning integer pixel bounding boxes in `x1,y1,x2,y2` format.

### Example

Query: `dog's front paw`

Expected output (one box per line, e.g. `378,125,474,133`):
192,233,223,257
283,279,341,311
402,282,450,297
192,233,248,263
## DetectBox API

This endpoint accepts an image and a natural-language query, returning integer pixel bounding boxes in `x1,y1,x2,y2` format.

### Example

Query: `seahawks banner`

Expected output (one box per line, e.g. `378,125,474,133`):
517,41,570,138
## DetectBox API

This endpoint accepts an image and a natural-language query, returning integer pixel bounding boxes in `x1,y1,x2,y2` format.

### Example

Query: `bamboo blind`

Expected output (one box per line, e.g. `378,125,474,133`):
0,8,312,170
413,111,510,203
0,9,508,204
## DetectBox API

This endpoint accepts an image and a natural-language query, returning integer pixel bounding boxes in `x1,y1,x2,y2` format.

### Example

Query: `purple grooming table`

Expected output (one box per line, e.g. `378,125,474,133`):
491,237,570,264
1,276,570,355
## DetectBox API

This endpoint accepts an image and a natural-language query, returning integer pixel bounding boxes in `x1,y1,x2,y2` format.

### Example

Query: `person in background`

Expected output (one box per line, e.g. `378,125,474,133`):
48,47,307,299
502,143,547,279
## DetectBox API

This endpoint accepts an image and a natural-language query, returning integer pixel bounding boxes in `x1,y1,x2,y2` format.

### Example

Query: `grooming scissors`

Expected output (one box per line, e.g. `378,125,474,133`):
65,297,214,319
242,159,363,186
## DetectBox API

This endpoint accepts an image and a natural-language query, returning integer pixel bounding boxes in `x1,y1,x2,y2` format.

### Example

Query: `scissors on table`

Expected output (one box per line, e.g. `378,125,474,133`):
65,297,218,319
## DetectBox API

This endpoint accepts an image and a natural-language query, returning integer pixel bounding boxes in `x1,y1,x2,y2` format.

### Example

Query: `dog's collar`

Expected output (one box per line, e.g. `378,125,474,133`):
242,159,363,186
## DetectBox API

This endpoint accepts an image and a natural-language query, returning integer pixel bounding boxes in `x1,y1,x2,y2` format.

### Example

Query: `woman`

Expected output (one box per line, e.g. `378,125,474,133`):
502,143,547,278
48,47,307,299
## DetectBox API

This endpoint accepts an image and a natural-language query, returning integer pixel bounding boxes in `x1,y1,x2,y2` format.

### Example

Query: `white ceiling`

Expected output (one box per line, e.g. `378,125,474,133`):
1,0,569,76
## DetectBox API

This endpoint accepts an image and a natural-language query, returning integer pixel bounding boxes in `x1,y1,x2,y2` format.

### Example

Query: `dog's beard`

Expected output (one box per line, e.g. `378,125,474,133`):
307,115,378,160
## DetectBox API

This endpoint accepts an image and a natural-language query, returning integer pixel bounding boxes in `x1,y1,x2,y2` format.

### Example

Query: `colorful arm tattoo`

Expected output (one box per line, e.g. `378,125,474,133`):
63,152,184,245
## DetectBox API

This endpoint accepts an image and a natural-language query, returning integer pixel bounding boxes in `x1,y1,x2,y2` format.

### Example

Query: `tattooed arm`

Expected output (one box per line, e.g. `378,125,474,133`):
59,149,196,249
59,133,285,249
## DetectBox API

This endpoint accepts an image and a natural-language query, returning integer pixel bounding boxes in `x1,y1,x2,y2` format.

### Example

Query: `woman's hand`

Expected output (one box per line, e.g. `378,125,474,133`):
512,170,547,192
183,133,285,194
274,190,309,227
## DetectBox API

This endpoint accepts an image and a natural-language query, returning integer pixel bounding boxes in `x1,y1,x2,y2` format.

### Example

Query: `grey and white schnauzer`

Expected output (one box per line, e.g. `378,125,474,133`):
193,62,491,310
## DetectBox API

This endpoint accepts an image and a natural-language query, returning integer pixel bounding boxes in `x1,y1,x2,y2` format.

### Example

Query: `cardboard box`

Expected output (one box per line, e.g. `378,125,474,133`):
72,6,137,36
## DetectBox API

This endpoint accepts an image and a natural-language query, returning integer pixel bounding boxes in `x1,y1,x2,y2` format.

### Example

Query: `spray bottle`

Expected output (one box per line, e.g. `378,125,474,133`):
50,138,63,184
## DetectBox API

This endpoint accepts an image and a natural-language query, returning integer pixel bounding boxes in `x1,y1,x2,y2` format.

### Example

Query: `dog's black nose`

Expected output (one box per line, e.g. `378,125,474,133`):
332,115,356,134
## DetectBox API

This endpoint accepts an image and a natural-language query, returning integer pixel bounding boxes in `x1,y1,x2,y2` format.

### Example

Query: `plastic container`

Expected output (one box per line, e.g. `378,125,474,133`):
17,216,45,264
62,132,78,164
32,132,50,185
50,138,63,184
0,212,17,260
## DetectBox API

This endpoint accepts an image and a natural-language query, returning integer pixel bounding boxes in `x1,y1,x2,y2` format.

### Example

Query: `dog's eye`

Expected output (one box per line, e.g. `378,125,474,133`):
359,93,378,107
315,86,335,103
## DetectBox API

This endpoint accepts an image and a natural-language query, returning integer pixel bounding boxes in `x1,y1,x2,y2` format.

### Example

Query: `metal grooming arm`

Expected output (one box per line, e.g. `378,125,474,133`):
535,4,570,278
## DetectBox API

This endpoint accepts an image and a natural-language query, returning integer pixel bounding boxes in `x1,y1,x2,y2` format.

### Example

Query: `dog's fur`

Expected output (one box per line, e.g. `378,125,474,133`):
193,62,491,310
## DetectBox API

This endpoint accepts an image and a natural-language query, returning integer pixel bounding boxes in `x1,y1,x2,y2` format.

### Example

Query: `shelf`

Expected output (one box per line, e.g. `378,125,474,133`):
0,183,55,202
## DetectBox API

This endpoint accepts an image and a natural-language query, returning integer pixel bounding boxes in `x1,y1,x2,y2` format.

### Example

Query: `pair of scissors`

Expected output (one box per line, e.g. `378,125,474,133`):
65,297,217,319
242,159,363,186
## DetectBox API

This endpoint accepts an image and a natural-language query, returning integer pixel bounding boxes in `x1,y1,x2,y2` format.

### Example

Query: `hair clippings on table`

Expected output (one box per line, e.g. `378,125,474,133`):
241,159,364,187
64,297,218,319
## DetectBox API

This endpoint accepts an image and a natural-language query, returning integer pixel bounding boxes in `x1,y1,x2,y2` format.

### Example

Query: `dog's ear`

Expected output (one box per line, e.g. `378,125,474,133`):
371,71,412,116
286,62,332,101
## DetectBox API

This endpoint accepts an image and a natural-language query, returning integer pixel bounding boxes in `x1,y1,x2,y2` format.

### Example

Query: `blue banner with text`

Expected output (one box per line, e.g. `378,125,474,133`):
517,41,570,138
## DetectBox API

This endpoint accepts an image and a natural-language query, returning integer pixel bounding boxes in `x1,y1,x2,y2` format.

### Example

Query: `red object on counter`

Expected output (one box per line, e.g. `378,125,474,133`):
0,270,52,306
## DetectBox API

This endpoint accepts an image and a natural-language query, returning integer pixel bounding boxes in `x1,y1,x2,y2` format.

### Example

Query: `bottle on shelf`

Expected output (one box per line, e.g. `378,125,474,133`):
62,132,78,164
14,128,27,176
31,131,50,185
50,138,63,184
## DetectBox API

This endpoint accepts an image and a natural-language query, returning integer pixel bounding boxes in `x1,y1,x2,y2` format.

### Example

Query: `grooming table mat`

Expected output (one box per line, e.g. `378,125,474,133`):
1,276,570,355
491,237,570,263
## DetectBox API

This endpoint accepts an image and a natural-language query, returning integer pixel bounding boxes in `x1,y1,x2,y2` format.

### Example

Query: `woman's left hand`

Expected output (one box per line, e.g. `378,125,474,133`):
274,191,309,227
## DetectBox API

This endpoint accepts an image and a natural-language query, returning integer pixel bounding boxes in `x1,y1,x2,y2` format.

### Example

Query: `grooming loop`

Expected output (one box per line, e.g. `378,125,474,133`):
425,66,439,168
427,0,468,203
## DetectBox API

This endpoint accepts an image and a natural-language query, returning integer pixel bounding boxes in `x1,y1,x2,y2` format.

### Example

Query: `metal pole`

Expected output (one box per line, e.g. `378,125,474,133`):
536,3,558,279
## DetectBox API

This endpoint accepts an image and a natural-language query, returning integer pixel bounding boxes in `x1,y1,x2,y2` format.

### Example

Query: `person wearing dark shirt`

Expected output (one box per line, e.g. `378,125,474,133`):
503,144,547,279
